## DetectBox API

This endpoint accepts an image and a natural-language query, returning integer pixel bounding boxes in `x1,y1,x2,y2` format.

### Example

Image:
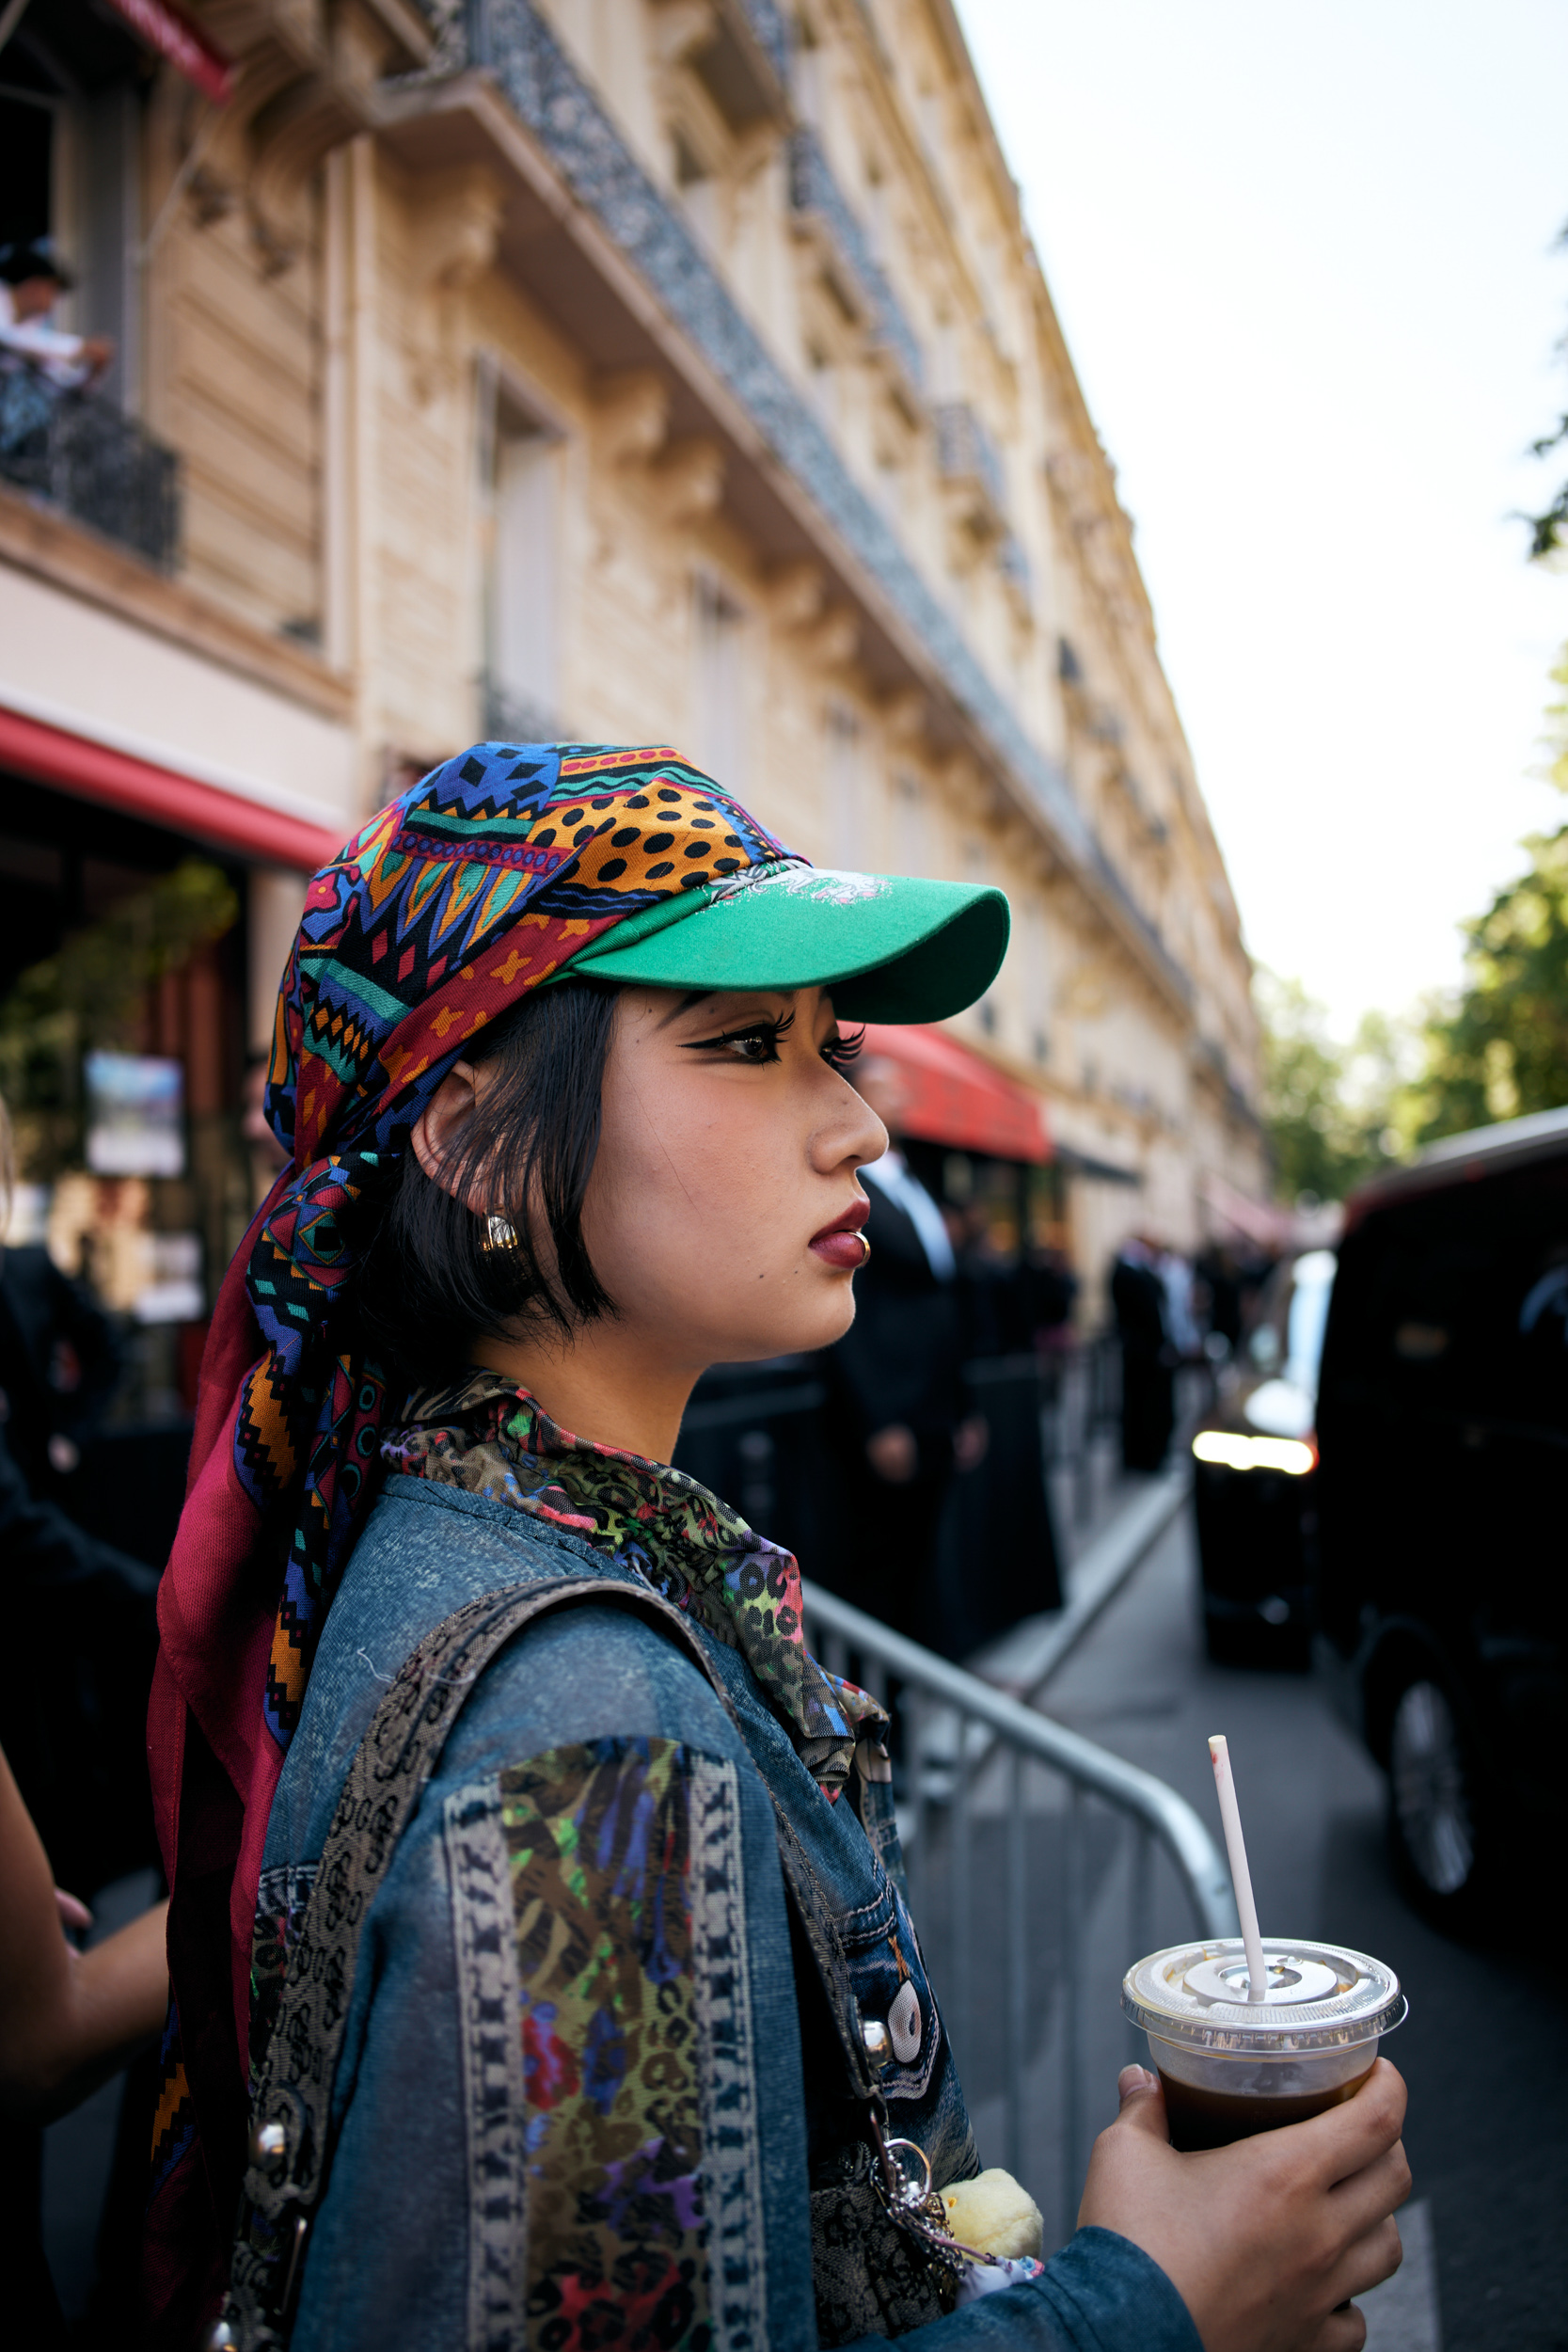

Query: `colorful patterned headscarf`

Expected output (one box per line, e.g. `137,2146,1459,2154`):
145,744,795,2332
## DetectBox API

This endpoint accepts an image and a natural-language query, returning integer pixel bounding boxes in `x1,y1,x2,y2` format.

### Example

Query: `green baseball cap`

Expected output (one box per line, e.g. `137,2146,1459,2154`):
560,863,1010,1023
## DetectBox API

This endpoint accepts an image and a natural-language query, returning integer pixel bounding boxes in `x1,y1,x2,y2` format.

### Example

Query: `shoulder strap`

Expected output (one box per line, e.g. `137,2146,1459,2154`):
218,1570,879,2349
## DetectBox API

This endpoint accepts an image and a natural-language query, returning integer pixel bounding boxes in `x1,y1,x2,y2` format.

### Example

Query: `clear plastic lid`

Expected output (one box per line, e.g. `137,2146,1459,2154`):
1121,1938,1405,2053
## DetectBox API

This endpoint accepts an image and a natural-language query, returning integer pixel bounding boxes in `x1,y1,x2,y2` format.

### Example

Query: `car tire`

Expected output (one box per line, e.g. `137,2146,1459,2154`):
1386,1671,1490,1923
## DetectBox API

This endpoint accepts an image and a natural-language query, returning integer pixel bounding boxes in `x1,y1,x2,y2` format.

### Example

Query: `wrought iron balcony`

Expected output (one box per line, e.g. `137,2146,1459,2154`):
933,400,1006,515
0,370,181,572
788,129,925,395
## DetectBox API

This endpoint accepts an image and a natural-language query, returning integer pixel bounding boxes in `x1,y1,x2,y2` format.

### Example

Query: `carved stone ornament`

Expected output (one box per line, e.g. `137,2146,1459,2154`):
592,370,673,469
653,435,727,524
407,165,506,403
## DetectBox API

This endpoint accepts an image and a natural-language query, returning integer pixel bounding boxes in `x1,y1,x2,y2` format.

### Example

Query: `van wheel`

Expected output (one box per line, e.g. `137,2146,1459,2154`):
1387,1675,1484,1916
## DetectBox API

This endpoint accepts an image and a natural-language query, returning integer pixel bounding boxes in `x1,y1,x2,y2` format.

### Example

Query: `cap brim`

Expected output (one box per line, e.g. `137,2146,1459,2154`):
562,866,1009,1023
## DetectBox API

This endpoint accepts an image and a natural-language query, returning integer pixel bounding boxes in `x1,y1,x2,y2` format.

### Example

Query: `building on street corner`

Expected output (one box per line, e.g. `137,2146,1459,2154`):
0,0,1266,1359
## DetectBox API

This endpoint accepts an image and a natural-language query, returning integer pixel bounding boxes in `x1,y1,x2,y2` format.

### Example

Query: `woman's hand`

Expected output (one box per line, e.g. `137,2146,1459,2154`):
1078,2060,1411,2352
0,1745,169,2122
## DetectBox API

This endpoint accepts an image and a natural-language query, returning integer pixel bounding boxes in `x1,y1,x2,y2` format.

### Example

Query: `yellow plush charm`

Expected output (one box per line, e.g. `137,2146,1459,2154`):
938,2168,1044,2260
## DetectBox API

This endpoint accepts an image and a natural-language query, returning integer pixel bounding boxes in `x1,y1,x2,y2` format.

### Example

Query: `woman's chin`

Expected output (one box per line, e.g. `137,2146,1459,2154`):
703,1288,859,1366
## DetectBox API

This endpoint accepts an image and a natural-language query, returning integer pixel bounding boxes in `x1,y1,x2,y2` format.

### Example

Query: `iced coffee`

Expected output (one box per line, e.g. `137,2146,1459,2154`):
1120,1939,1406,2152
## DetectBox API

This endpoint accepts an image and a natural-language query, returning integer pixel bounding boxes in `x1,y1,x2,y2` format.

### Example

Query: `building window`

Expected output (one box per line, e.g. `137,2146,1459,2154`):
894,771,928,874
826,700,868,870
485,389,561,740
693,573,747,790
1021,899,1051,1063
0,10,144,414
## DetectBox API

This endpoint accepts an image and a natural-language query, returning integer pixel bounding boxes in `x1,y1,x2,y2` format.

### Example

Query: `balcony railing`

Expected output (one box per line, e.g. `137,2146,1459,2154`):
934,398,1006,514
0,367,181,572
788,128,925,395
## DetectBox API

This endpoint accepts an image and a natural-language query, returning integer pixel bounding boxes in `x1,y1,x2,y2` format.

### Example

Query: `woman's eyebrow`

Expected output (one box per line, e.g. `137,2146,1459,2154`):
655,990,717,1027
657,989,796,1029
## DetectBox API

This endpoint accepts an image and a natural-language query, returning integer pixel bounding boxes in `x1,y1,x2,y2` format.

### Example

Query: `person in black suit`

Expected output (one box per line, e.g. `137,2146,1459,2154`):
0,1107,159,1898
0,1227,121,1495
818,1054,985,1629
1111,1232,1176,1471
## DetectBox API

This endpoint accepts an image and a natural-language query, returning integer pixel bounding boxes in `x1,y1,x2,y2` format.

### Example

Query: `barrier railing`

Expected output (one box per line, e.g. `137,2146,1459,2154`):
800,1577,1238,2246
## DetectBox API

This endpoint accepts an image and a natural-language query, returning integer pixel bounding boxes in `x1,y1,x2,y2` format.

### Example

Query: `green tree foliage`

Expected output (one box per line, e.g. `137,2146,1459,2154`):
1404,827,1568,1142
1255,974,1401,1204
0,859,238,1180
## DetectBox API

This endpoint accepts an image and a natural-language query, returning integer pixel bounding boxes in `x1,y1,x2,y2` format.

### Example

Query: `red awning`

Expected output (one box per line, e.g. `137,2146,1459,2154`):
859,1024,1051,1163
103,0,235,103
0,704,345,874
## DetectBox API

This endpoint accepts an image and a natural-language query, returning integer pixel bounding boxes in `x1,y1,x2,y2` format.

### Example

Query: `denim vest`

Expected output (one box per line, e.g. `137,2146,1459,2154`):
260,1476,1199,2352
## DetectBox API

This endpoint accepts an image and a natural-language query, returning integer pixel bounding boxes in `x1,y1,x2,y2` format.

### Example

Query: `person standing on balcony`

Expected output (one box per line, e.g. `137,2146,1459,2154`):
0,237,113,455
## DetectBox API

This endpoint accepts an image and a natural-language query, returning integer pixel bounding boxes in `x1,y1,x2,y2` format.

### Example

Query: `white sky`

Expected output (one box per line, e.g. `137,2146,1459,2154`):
955,0,1568,1039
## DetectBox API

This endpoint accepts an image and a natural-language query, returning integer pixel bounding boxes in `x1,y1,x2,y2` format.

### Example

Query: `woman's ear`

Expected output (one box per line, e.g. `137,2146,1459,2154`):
411,1061,481,1200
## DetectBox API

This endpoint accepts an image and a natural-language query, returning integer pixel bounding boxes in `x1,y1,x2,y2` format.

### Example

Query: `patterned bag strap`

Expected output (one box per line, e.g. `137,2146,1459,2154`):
215,1569,879,2350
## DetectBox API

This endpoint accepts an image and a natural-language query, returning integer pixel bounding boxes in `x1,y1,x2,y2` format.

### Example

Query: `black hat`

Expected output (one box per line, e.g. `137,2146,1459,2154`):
0,236,74,290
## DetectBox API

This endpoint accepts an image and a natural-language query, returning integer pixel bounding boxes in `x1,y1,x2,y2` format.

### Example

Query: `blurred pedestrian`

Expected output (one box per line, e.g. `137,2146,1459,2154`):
1159,1246,1201,1363
1111,1232,1175,1471
0,1095,160,1900
936,1193,1064,1644
1025,1242,1079,1357
1194,1240,1243,1356
0,1198,121,1494
820,1051,986,1629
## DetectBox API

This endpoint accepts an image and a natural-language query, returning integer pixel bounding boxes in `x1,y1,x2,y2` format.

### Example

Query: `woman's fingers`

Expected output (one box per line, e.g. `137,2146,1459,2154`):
1328,2137,1413,2244
1324,2214,1405,2312
1307,2304,1369,2352
1299,2060,1408,2187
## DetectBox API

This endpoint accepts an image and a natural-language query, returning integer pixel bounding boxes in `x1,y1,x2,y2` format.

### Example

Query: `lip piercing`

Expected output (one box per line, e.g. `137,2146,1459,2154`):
856,1232,872,1264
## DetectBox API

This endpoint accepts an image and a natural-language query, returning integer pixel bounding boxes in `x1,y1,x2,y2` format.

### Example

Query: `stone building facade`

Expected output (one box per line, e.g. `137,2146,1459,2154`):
0,0,1265,1320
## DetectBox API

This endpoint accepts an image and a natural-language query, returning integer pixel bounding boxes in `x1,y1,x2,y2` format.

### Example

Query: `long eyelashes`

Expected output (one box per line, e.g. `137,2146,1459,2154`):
679,1009,864,1070
682,1008,797,1062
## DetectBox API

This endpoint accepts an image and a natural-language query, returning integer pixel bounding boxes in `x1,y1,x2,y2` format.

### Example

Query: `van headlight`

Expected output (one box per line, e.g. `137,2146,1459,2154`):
1191,1430,1316,1476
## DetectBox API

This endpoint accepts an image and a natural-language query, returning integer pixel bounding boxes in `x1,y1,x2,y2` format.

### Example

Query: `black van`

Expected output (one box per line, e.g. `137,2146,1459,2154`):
1316,1106,1568,1921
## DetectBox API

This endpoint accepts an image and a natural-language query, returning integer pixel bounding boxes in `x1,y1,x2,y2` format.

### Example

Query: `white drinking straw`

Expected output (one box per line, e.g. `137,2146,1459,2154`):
1208,1735,1267,2001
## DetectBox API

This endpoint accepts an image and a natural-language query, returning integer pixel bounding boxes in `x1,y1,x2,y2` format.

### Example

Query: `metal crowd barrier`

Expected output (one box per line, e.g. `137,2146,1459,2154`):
800,1577,1239,2247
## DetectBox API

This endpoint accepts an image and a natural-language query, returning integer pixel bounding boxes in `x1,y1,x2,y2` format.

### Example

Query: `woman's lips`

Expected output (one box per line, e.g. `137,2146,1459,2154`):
810,1197,869,1269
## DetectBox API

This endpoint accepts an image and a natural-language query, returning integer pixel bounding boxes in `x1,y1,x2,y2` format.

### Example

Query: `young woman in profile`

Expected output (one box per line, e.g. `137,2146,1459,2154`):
146,743,1409,2352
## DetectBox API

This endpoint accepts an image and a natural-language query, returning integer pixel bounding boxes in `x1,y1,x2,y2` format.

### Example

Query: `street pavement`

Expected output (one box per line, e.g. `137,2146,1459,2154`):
1033,1505,1567,2352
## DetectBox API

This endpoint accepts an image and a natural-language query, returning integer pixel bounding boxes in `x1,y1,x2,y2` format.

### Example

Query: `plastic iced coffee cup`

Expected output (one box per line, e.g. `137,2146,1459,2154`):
1120,1938,1406,2152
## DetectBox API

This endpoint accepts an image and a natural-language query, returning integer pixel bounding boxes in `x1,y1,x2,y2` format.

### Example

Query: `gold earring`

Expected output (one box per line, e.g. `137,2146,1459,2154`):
481,1213,518,1252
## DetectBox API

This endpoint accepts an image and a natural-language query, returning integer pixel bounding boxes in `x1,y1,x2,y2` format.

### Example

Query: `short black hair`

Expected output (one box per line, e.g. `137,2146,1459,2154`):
356,977,621,1385
0,237,72,289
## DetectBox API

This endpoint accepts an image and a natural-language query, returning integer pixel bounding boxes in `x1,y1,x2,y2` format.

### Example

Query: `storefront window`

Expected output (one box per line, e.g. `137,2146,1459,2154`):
0,782,250,1428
